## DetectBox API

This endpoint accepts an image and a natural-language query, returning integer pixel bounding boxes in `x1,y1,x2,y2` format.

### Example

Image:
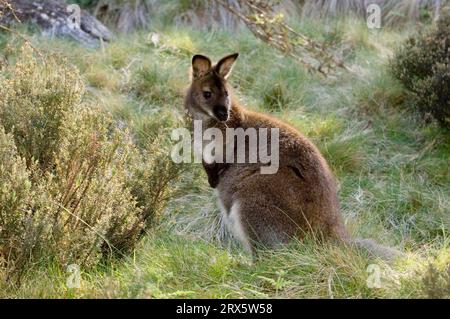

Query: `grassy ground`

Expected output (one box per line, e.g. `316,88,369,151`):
0,17,449,298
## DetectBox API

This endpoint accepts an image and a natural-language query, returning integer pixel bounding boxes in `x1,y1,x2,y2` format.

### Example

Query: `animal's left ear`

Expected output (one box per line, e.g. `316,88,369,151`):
215,53,239,79
192,54,212,79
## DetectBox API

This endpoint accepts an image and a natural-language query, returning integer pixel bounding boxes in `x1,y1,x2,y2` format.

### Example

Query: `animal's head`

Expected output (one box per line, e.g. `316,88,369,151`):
185,53,239,122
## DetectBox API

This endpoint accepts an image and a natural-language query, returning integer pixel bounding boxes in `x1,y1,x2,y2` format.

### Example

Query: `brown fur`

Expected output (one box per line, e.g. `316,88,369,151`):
185,54,352,254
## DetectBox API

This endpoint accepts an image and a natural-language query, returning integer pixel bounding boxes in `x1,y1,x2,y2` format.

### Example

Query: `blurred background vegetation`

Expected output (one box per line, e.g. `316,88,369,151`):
0,0,449,298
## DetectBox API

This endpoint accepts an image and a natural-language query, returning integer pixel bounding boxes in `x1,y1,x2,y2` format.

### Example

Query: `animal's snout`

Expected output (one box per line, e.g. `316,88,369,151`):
213,105,229,122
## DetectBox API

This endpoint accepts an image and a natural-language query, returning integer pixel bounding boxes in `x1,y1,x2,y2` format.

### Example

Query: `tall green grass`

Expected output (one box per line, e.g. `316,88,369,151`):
0,13,448,298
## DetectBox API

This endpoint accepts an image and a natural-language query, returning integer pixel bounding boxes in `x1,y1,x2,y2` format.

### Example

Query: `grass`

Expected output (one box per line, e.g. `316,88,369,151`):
1,232,448,298
0,16,449,298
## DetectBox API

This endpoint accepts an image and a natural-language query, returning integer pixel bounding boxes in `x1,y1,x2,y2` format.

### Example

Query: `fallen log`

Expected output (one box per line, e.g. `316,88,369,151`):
0,0,114,47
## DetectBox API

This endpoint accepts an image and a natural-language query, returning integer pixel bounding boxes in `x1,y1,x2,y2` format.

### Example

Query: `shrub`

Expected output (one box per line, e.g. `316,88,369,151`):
0,46,181,278
411,63,450,128
0,49,84,169
391,8,450,128
0,126,31,270
128,141,183,231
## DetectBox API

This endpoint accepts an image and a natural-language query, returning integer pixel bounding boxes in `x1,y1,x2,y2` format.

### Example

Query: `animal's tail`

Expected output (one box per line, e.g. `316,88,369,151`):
351,238,404,261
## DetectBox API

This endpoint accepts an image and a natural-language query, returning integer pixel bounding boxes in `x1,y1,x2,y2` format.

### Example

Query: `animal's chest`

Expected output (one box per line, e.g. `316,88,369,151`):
216,192,251,252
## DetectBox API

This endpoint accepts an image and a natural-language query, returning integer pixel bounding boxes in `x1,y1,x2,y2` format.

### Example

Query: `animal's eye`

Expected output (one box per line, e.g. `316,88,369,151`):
203,91,212,99
224,90,228,97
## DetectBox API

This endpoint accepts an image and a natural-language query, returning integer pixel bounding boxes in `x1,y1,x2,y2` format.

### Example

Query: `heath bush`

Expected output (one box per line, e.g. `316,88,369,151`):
391,8,450,128
0,126,31,270
0,46,181,278
0,48,84,169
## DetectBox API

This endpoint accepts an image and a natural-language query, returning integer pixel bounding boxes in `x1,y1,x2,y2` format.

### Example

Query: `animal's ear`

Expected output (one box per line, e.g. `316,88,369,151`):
215,53,239,79
192,54,212,79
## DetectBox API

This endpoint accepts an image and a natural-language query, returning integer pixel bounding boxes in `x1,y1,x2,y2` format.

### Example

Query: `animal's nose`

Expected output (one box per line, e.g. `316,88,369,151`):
213,105,228,122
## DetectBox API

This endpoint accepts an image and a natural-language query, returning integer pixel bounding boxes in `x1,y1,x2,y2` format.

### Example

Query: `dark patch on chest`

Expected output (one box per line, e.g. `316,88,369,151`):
288,165,306,180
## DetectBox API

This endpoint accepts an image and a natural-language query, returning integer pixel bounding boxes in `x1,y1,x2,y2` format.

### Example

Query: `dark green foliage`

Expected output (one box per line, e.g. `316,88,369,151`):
411,62,450,128
391,8,450,128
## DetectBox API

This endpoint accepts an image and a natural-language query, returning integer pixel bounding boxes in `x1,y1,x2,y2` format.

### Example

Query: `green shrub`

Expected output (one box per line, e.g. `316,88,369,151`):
0,49,84,169
391,8,450,128
128,141,183,230
0,126,31,270
0,46,181,278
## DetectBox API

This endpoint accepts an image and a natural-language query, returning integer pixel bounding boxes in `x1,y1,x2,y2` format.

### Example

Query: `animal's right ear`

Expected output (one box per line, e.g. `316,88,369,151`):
215,53,239,79
192,54,212,79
